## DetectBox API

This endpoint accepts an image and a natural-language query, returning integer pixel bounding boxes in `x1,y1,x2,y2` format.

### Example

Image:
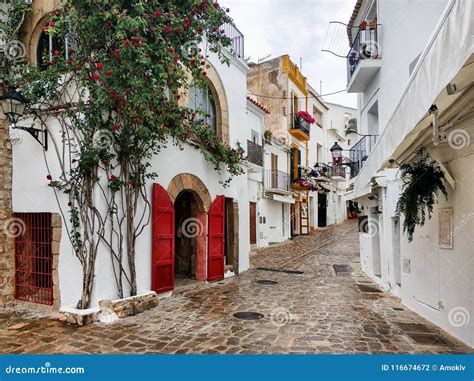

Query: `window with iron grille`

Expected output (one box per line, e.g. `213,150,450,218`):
13,213,53,306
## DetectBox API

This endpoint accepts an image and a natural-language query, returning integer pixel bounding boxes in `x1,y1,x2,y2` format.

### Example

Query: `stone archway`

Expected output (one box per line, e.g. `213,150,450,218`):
167,173,212,213
167,174,212,281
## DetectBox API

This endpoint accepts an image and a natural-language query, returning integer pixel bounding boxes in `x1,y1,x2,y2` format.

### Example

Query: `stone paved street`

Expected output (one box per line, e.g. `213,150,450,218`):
0,220,471,354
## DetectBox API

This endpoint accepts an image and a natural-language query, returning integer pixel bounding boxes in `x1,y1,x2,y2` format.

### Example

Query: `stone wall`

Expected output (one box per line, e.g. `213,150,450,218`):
51,214,61,310
0,116,13,305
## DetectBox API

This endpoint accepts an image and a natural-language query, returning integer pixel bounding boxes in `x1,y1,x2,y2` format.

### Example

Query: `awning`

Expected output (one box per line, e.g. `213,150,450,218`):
272,194,295,204
354,0,473,198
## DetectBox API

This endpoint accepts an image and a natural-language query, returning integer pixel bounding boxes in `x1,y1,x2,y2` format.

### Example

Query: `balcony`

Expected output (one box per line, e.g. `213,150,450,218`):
289,114,311,141
246,140,263,167
314,163,331,182
264,170,291,195
330,164,346,181
220,22,245,59
346,25,382,93
348,135,378,178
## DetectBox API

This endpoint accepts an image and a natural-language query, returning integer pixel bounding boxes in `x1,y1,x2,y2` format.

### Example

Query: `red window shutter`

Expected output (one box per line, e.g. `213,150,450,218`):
152,183,175,293
207,195,225,282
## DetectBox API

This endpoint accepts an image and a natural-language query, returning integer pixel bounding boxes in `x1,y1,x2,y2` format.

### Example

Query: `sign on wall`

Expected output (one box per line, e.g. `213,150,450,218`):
438,208,453,249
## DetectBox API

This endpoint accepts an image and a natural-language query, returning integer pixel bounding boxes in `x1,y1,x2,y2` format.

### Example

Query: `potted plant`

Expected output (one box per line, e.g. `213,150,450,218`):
264,130,273,144
295,111,316,125
396,152,448,242
294,111,315,133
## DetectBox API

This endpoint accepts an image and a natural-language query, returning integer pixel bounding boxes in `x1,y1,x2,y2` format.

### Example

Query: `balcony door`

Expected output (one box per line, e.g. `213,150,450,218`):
271,153,278,188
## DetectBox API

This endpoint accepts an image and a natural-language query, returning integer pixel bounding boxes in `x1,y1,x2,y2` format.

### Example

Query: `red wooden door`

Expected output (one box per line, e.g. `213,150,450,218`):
249,202,257,245
207,195,225,282
152,183,175,293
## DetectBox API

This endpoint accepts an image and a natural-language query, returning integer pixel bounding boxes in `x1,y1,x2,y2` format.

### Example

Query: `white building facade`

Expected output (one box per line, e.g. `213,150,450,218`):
345,0,473,347
245,96,292,248
6,4,253,310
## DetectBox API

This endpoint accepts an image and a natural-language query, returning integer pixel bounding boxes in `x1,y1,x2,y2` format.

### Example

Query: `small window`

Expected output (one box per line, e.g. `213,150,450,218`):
313,106,323,127
251,130,260,144
36,21,72,70
293,94,299,114
189,84,217,134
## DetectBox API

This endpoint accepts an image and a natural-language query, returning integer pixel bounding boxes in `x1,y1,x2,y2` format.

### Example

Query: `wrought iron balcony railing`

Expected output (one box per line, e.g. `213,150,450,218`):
330,164,346,179
316,163,332,177
265,170,291,192
246,140,263,167
220,22,245,59
348,135,378,178
346,24,381,84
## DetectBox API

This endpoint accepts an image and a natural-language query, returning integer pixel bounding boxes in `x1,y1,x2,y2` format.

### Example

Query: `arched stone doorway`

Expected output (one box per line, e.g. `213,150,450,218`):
167,174,212,281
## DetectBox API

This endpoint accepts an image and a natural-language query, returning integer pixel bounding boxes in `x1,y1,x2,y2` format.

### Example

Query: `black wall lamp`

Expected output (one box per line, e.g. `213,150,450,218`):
0,86,48,150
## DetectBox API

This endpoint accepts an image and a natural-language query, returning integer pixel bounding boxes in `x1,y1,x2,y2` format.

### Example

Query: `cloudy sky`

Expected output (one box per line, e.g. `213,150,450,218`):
224,0,357,108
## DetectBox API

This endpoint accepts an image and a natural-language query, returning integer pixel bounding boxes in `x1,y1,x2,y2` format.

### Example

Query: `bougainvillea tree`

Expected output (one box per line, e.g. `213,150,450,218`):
1,0,244,308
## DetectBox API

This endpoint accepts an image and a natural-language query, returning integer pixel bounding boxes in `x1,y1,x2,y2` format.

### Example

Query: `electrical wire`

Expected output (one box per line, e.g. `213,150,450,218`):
246,89,348,100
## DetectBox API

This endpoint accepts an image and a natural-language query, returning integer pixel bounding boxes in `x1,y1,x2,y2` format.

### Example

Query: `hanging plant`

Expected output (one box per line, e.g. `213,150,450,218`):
396,152,448,242
264,130,272,144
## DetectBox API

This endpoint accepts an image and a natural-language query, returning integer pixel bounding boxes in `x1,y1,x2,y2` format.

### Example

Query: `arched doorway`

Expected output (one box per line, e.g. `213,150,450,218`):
152,176,229,294
174,191,201,282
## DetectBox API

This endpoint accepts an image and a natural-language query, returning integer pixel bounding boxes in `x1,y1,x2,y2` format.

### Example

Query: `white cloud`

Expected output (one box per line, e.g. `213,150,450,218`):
223,0,357,108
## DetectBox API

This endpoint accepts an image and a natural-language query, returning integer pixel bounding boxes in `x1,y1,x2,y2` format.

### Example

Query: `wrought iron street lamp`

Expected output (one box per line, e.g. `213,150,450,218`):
330,142,343,164
0,86,48,150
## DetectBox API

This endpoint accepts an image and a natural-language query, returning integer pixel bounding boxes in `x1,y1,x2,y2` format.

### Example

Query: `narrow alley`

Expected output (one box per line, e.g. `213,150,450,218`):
1,221,471,354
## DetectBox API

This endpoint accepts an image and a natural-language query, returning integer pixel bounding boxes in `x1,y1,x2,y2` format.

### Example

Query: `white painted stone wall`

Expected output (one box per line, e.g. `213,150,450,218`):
351,0,473,347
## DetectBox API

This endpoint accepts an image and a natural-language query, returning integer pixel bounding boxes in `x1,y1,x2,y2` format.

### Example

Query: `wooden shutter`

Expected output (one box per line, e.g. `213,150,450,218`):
207,196,225,282
152,183,175,293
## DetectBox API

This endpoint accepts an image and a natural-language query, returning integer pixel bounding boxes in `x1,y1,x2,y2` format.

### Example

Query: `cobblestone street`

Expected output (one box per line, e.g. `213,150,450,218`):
1,220,471,354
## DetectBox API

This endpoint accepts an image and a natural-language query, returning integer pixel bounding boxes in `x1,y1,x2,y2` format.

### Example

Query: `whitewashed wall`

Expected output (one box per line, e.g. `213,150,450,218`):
352,0,473,347
12,49,251,308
